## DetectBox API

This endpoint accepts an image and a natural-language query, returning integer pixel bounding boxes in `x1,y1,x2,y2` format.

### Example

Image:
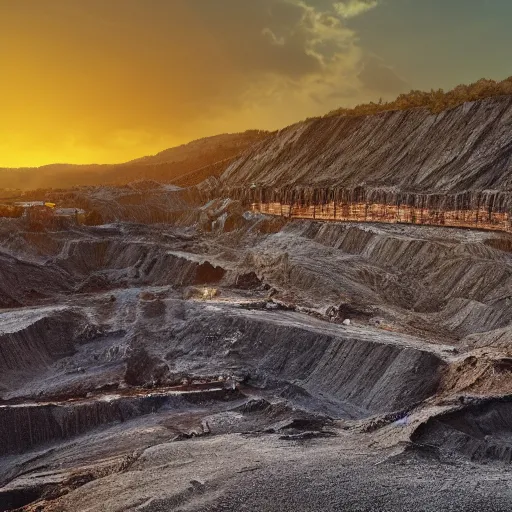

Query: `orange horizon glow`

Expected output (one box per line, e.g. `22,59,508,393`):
0,132,191,169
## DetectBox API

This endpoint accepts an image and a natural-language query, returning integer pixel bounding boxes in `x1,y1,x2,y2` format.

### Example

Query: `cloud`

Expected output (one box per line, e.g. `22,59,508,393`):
333,0,379,19
262,28,286,46
0,0,397,165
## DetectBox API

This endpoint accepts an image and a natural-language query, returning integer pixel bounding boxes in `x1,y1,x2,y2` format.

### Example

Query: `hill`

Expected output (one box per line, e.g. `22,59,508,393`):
0,130,268,190
221,95,512,196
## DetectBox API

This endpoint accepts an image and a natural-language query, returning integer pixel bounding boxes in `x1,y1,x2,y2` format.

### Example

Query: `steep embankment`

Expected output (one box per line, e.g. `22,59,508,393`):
222,96,512,193
0,389,233,456
0,252,73,307
170,306,446,418
411,397,512,463
220,96,512,229
0,307,89,394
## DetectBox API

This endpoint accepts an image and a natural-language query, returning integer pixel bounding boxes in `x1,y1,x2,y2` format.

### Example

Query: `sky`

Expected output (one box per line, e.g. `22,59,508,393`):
1,0,512,167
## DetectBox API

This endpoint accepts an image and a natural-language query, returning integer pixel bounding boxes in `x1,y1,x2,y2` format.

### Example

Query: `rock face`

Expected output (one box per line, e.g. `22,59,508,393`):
170,307,446,418
0,252,71,308
222,96,512,193
0,399,158,456
0,309,85,377
220,96,512,231
250,201,510,232
411,398,512,463
0,390,234,456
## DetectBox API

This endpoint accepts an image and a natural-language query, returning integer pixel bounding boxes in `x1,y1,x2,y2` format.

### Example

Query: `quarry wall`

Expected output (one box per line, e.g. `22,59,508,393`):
220,185,512,232
218,96,512,232
221,97,512,192
250,198,510,232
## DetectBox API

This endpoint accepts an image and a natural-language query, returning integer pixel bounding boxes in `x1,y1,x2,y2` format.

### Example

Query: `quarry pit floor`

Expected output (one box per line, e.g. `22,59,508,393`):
2,216,512,510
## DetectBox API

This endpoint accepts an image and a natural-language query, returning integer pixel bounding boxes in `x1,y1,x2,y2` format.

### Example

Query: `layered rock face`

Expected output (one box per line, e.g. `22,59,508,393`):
251,201,510,232
220,96,512,231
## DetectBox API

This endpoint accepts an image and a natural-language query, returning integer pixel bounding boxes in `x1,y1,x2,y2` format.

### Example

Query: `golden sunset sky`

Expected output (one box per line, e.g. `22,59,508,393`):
1,0,511,167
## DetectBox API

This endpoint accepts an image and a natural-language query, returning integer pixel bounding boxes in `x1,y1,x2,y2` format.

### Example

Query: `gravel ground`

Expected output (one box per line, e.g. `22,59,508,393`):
40,431,512,512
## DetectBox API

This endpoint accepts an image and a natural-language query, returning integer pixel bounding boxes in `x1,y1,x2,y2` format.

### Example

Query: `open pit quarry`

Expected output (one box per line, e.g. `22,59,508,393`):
3,97,512,511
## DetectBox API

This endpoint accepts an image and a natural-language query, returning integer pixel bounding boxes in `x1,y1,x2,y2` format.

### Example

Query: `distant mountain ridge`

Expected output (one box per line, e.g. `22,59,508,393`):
0,131,268,190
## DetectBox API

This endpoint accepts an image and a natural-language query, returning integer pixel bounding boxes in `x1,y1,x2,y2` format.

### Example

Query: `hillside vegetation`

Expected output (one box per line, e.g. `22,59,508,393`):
327,77,512,118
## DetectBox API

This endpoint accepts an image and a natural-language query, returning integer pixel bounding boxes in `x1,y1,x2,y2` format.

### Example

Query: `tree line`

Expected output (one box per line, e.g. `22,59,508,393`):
326,77,512,118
